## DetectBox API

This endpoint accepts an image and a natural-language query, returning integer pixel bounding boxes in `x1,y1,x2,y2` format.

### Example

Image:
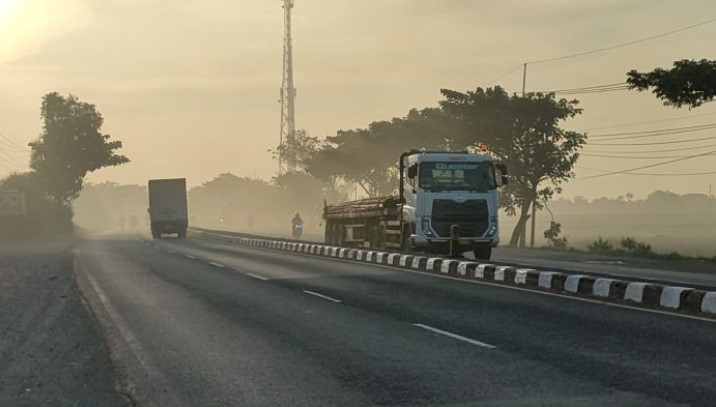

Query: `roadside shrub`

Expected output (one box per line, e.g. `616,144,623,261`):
0,172,73,240
620,237,654,256
587,236,613,253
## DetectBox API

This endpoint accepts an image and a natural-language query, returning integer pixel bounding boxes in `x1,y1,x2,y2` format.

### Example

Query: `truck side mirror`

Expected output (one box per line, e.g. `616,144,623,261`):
407,164,418,179
496,164,508,186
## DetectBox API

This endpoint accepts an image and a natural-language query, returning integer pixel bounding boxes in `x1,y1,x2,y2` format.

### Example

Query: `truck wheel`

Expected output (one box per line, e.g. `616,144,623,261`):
473,244,492,260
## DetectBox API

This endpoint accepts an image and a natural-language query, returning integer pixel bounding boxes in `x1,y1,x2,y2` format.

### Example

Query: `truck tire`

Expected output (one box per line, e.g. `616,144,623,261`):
473,244,492,260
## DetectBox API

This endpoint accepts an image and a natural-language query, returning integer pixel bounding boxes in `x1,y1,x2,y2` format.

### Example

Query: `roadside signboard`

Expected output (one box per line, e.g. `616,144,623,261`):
0,190,26,216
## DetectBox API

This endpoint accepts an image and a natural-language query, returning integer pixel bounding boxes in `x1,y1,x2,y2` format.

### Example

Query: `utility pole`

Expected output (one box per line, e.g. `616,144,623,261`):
521,62,537,249
279,0,297,176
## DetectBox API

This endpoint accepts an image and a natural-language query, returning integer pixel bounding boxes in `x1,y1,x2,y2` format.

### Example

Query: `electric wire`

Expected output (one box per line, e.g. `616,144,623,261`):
576,111,716,131
535,82,629,95
589,135,716,146
588,122,716,138
578,165,716,176
486,64,524,86
582,152,716,159
527,17,716,65
577,149,716,179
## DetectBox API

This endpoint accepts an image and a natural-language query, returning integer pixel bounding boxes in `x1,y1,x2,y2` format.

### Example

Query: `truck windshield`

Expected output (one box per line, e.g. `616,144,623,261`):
418,162,495,192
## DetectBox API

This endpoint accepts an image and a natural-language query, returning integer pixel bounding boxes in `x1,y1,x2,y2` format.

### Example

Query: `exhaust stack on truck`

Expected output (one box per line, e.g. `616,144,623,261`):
148,178,188,239
323,151,507,260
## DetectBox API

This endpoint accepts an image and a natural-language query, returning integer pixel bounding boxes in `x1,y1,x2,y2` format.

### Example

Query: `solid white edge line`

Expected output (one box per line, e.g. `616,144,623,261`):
208,261,225,268
302,290,342,303
413,323,497,349
75,253,160,377
184,254,196,259
195,234,716,324
246,272,270,281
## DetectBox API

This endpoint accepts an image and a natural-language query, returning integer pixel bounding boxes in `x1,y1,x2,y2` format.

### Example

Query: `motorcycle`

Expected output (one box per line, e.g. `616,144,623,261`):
292,223,303,239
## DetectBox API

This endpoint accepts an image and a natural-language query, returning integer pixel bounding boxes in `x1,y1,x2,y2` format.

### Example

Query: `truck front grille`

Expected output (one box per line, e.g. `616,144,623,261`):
431,199,489,238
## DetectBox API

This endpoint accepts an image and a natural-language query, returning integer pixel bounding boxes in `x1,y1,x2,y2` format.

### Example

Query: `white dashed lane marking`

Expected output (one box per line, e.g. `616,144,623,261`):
185,254,197,260
246,273,270,281
208,262,225,268
302,290,342,303
413,323,497,349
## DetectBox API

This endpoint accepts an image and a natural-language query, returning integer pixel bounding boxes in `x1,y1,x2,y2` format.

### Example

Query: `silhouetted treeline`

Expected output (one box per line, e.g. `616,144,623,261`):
550,191,715,214
74,173,346,235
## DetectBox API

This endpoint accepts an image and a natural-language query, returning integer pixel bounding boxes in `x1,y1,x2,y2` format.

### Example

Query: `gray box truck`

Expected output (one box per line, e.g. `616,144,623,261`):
148,178,188,239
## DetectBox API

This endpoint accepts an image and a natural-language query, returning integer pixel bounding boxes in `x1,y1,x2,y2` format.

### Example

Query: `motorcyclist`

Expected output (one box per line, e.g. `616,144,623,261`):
292,213,303,239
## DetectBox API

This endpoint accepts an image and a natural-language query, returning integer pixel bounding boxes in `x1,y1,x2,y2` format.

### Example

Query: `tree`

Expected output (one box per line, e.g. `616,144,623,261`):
627,59,716,108
440,86,586,247
305,108,459,197
543,221,568,250
270,129,323,171
306,128,396,197
29,93,129,208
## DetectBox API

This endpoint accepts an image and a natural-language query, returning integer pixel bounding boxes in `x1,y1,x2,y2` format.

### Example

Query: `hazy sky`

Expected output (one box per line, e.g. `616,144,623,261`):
1,0,715,199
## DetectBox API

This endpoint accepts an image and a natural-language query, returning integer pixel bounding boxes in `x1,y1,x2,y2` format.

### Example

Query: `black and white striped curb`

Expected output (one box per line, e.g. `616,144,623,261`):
190,230,716,317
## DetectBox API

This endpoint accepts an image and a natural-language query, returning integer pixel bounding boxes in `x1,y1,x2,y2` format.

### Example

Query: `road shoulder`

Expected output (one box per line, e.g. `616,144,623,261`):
0,239,129,407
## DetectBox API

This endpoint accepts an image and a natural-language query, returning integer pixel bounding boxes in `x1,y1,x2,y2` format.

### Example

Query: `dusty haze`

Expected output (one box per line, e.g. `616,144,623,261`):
1,0,715,200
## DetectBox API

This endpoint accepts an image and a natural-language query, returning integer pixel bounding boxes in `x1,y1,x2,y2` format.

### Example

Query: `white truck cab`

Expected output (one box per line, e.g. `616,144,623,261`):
401,151,507,259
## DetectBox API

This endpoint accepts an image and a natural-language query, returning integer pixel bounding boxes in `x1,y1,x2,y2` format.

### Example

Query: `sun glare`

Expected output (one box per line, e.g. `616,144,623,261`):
0,0,19,23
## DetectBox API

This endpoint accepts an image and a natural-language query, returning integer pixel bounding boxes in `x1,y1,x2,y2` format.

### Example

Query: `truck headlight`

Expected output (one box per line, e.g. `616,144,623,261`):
422,217,434,237
485,224,497,237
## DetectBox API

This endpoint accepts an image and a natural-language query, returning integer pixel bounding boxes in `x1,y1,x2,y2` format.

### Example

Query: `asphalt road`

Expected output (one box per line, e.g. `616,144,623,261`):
198,226,716,288
76,234,716,406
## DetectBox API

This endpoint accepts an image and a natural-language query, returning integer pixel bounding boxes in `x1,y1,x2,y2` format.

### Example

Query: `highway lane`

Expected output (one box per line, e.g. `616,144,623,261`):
194,226,716,288
76,234,716,406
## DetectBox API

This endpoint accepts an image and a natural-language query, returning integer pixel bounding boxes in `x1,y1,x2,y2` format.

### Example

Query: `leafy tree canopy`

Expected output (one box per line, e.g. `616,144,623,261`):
439,86,586,246
305,108,461,197
29,92,129,206
627,59,716,108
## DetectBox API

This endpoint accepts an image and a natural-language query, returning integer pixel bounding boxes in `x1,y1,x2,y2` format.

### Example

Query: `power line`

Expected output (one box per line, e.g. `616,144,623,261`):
578,166,716,176
486,64,523,86
577,149,716,180
535,82,629,95
0,146,26,168
587,123,716,140
554,86,629,95
582,152,716,159
0,131,27,151
527,16,716,65
576,111,716,132
585,141,716,154
589,135,716,146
